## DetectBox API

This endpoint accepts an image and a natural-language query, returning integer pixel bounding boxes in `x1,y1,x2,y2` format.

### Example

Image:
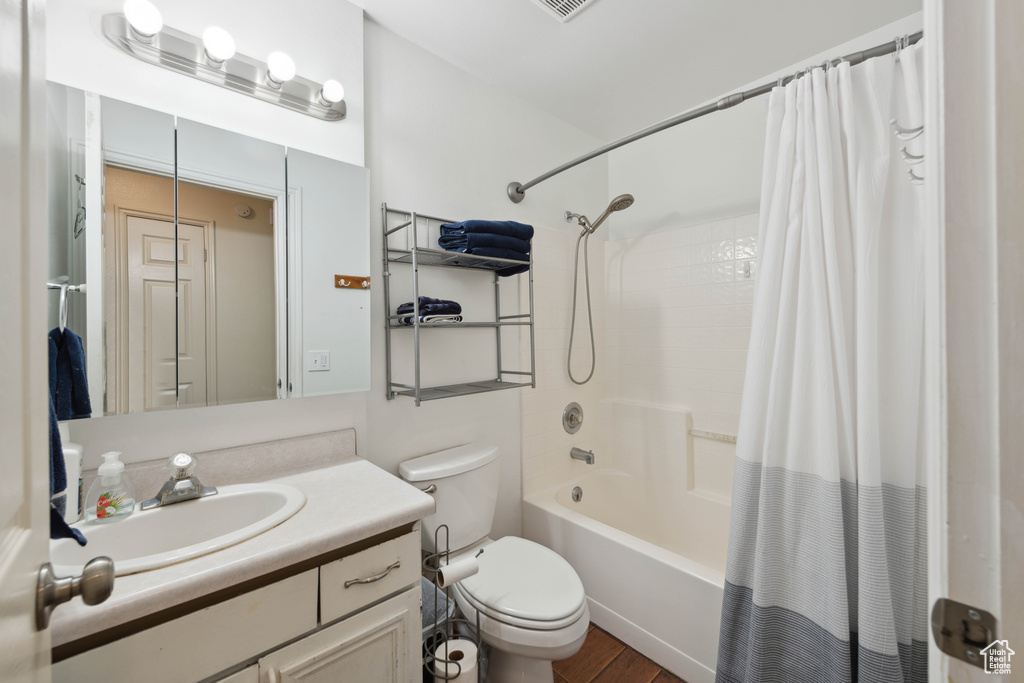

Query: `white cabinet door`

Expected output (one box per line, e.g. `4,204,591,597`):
259,586,420,683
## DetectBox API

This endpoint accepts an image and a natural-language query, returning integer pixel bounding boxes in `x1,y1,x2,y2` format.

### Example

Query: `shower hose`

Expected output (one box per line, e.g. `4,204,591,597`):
567,229,595,385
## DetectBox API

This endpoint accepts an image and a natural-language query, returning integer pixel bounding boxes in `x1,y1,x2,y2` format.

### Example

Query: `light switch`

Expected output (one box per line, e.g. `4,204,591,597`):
307,350,330,372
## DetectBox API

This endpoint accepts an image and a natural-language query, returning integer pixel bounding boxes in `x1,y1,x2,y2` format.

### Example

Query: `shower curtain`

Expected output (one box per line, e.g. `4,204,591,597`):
717,43,927,683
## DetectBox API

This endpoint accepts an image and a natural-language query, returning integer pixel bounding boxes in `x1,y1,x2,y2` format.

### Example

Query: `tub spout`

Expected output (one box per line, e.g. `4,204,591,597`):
570,447,595,465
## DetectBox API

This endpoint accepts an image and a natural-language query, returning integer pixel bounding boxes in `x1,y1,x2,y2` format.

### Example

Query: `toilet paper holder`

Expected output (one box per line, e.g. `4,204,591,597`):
423,524,483,682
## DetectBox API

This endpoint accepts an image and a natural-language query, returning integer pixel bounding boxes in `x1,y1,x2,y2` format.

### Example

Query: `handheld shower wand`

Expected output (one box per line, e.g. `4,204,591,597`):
564,194,634,236
565,194,635,385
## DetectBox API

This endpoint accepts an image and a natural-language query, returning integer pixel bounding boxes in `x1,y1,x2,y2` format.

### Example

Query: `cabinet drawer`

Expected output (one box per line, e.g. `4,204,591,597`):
54,569,318,683
320,528,420,623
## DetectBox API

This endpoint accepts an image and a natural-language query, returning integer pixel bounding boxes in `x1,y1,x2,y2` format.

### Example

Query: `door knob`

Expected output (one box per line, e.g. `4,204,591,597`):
36,556,115,630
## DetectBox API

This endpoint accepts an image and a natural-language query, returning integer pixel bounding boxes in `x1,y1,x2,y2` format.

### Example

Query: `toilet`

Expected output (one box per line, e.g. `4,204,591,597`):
400,444,590,683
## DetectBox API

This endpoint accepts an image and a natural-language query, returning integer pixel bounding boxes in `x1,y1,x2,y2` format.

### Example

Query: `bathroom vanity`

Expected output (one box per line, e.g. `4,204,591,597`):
50,430,434,683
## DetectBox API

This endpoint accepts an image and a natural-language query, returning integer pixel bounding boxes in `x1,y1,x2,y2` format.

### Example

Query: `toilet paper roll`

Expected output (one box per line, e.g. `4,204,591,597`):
437,556,479,588
432,638,478,683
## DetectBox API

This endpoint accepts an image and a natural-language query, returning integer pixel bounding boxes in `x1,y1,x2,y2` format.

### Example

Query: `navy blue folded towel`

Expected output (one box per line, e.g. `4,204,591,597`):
440,220,534,241
48,393,86,546
49,327,92,420
397,296,462,316
48,328,89,546
437,232,532,255
458,247,530,263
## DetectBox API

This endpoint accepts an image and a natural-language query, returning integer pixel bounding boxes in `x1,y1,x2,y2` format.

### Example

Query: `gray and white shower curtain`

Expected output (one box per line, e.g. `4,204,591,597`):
717,42,928,683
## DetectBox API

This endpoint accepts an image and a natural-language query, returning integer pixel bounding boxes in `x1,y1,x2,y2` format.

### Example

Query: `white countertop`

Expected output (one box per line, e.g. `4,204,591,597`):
51,454,434,647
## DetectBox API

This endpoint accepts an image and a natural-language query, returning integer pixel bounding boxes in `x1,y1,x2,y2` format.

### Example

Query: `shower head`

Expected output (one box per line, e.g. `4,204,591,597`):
588,193,635,233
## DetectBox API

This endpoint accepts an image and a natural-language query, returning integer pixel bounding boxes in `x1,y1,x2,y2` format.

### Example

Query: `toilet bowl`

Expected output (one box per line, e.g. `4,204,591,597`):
400,444,591,683
449,537,590,682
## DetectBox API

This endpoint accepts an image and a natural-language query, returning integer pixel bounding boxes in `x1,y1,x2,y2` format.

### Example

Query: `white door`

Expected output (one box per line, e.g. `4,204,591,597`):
173,221,211,409
124,216,208,411
0,0,53,679
925,0,1023,680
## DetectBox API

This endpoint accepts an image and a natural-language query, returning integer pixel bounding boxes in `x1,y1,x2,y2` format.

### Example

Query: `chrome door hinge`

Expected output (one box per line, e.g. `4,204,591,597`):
931,597,998,669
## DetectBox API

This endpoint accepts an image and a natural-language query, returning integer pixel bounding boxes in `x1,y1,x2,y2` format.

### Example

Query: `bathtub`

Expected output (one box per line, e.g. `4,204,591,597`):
523,469,729,683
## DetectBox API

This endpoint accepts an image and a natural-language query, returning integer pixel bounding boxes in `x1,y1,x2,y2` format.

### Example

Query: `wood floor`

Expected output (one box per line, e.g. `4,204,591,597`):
553,623,687,683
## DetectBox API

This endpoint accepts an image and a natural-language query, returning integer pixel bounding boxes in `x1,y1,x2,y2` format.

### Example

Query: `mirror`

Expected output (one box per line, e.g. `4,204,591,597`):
46,83,370,416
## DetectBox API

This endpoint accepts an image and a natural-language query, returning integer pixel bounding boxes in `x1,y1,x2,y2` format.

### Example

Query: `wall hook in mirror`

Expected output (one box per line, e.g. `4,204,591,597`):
73,174,86,239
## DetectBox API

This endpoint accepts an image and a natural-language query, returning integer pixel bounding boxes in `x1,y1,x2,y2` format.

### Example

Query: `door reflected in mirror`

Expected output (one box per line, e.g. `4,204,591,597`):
103,167,278,412
46,83,371,417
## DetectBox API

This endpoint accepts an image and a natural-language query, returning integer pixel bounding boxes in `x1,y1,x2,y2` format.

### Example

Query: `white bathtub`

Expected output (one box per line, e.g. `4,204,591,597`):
523,469,729,683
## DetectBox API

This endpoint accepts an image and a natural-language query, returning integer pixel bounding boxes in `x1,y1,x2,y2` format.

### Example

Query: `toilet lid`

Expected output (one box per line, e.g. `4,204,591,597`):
456,537,585,624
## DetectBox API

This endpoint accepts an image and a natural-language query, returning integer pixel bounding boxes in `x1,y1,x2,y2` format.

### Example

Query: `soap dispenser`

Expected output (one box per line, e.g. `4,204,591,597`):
84,451,136,523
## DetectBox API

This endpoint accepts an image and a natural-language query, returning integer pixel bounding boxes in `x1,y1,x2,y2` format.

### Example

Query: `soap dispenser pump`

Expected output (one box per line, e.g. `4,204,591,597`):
84,451,136,523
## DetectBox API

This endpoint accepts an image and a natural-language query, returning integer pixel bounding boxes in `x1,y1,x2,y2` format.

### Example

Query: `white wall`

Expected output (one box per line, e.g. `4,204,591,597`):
52,0,607,542
361,20,607,538
520,226,608,495
607,12,923,241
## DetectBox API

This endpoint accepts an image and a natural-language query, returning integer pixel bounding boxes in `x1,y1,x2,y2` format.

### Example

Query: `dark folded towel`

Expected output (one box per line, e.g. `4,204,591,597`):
438,232,532,254
440,220,534,241
460,247,530,263
49,327,92,420
397,296,462,316
497,264,531,277
51,506,86,546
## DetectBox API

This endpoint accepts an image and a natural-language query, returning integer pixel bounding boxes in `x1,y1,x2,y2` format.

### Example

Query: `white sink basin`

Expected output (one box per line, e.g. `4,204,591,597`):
51,483,306,576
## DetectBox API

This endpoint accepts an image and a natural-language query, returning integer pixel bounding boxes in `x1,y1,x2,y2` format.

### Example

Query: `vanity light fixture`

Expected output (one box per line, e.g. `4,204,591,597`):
201,26,236,66
103,4,346,121
266,51,296,88
123,0,163,41
319,79,345,106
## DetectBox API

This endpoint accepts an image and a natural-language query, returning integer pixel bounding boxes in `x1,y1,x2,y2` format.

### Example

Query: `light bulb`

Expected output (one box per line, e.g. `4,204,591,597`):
266,51,296,87
202,26,235,65
123,0,163,39
318,79,345,105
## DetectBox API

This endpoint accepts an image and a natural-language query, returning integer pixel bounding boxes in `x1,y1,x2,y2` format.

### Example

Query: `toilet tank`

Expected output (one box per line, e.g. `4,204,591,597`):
399,444,500,554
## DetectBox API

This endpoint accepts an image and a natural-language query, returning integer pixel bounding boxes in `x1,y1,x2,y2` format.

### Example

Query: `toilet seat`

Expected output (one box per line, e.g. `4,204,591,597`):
452,536,586,631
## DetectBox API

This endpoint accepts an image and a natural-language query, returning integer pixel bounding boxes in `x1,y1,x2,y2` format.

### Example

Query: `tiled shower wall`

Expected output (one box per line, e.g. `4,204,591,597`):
604,213,758,500
520,213,758,501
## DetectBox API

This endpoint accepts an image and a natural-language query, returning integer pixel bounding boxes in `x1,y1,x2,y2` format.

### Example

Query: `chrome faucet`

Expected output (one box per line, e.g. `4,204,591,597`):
140,453,218,511
570,447,595,465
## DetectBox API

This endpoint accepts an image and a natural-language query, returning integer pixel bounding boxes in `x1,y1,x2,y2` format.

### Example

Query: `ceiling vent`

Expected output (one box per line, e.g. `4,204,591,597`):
529,0,598,23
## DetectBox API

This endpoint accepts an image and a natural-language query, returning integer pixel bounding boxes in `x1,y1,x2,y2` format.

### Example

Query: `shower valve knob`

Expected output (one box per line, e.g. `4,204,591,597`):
563,402,584,434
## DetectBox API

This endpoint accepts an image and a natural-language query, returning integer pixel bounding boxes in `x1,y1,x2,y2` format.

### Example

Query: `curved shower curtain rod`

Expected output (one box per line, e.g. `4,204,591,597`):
507,30,923,204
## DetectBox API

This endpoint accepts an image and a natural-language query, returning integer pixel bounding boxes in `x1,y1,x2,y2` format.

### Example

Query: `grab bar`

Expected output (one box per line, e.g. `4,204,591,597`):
689,429,737,444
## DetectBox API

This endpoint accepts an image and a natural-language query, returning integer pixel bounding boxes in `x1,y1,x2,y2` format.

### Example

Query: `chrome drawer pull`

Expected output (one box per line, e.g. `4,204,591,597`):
344,559,401,588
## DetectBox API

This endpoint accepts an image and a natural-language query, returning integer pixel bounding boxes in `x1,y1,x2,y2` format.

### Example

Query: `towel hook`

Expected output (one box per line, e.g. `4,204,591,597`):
58,284,69,333
73,175,86,239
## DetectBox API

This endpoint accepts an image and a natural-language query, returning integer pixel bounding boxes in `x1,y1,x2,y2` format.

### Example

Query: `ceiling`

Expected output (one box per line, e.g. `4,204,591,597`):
350,0,920,140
